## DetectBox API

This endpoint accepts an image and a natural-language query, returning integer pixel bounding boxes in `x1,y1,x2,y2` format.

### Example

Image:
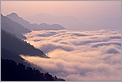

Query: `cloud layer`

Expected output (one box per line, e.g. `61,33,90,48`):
22,30,121,80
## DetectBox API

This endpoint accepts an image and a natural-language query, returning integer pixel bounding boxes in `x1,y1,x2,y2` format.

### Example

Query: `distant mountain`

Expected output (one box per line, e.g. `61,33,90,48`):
32,23,65,30
25,13,121,30
1,29,48,58
92,17,121,30
7,13,65,30
25,13,91,30
1,14,31,39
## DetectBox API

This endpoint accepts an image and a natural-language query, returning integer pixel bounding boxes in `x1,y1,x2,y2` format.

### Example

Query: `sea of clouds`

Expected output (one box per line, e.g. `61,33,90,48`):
21,30,121,80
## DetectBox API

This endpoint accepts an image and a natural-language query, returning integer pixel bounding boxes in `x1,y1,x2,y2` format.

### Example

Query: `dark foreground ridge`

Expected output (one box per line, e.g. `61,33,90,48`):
1,29,48,58
1,13,65,81
1,58,65,81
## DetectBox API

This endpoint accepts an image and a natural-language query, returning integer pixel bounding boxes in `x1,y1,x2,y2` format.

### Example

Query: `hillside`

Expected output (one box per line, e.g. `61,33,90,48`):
1,14,31,39
1,29,47,58
1,58,65,81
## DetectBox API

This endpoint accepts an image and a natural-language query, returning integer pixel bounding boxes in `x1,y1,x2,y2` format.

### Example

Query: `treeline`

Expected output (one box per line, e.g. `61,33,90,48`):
1,58,65,81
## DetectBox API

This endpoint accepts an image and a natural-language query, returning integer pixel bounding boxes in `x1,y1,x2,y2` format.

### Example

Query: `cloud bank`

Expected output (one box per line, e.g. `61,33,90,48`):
22,30,121,80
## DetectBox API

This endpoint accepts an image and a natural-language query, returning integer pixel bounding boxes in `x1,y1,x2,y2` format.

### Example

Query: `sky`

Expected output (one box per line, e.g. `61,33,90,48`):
1,1,121,29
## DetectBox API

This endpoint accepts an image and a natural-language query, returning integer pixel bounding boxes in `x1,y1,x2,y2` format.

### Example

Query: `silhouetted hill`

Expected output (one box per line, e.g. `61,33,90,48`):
25,13,91,30
1,48,33,68
1,14,31,39
7,13,65,30
25,13,121,30
33,23,65,30
1,30,64,81
1,48,24,63
1,58,65,81
1,29,48,58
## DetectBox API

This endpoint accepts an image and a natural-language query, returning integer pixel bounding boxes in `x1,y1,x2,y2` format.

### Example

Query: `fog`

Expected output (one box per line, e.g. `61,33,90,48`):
21,30,121,80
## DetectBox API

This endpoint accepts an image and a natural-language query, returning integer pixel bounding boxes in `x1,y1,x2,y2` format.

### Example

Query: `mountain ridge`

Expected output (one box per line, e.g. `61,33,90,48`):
24,13,91,30
1,29,48,58
1,14,31,39
7,13,65,30
25,13,121,30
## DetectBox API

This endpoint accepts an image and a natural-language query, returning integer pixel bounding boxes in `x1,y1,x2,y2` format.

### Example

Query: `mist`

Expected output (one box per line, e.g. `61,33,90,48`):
21,30,121,80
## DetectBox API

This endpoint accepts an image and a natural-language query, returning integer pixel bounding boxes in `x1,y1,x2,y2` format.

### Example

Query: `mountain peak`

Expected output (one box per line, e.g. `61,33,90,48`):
7,13,19,17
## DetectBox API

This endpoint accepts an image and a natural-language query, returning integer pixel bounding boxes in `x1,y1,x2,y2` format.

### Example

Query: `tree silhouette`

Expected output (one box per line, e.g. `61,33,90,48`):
1,58,65,81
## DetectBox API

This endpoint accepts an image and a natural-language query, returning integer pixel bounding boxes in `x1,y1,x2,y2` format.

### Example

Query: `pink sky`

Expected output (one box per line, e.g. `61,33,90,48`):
1,1,121,18
1,1,121,29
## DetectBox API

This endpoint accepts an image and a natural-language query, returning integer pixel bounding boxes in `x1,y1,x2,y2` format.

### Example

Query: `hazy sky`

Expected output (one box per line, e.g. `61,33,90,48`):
1,1,121,29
